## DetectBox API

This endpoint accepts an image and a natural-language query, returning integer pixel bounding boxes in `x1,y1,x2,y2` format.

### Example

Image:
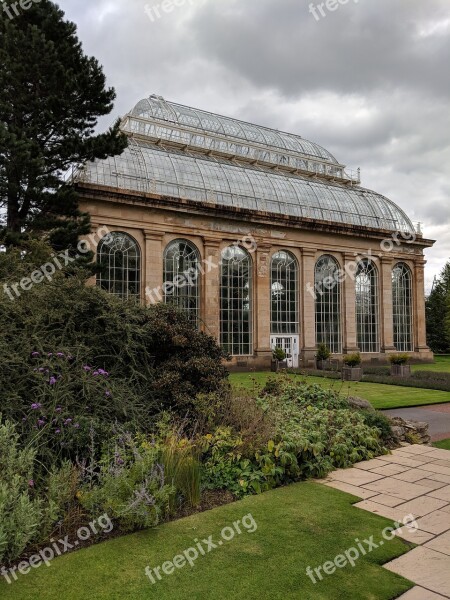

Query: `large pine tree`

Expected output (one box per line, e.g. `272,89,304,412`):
0,0,128,251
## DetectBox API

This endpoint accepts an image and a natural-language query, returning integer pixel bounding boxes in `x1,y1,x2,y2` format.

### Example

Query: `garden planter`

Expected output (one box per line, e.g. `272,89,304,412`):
342,366,363,381
271,360,287,372
316,359,329,371
391,364,411,377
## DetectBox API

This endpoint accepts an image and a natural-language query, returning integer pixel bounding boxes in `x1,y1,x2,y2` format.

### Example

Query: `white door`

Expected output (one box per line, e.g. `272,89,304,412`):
271,336,299,368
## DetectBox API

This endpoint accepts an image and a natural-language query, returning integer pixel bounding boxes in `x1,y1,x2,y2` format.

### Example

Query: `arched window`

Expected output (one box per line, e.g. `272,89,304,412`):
97,231,141,301
220,246,253,355
271,251,299,334
356,259,380,352
392,263,413,351
315,255,342,353
163,239,200,325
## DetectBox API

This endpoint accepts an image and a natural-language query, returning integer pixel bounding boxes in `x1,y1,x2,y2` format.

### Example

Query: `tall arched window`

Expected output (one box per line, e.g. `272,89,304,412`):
356,259,380,352
163,239,200,325
271,251,299,334
315,255,342,353
97,231,141,301
220,246,253,355
392,262,413,351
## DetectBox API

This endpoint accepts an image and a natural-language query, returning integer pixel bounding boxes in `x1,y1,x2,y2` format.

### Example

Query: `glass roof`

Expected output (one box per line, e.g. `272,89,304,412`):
78,137,414,232
127,95,341,167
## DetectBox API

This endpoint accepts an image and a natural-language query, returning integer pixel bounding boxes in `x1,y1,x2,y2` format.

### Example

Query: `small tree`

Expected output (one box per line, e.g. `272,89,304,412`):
0,1,128,251
426,262,450,354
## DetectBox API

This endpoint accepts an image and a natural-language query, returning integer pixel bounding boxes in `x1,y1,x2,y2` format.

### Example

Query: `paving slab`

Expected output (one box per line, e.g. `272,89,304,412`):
414,510,450,535
327,468,384,486
414,478,448,491
385,546,450,597
425,530,450,556
428,485,450,502
392,496,448,518
370,463,411,476
394,526,436,545
363,478,430,500
396,586,449,600
393,469,437,483
322,480,379,499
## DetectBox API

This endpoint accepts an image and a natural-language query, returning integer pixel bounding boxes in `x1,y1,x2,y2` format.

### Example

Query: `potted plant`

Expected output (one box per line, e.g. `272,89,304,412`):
389,353,411,377
271,347,287,372
342,353,362,381
316,343,332,370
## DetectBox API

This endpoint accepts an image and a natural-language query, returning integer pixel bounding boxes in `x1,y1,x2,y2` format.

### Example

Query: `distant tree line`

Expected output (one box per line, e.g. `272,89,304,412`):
426,261,450,354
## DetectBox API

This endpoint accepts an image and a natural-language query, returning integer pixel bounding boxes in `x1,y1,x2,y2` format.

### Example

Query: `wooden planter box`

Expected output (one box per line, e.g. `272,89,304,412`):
271,360,288,372
391,364,411,377
342,366,363,381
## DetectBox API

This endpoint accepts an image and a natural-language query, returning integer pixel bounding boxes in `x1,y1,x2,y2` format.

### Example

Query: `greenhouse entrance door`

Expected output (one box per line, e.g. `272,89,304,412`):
270,336,299,369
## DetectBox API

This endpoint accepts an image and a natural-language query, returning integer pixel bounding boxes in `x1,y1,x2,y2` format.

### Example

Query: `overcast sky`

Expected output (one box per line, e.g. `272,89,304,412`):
59,0,450,291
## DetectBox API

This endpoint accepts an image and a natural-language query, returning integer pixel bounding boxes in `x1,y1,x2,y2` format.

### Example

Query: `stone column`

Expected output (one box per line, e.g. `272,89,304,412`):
144,231,164,305
414,258,430,354
254,243,272,367
202,238,221,343
301,248,317,367
380,256,396,354
343,253,359,354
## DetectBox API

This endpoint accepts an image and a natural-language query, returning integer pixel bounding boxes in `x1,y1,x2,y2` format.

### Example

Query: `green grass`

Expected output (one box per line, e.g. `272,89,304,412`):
230,372,450,410
434,438,450,450
412,355,450,373
0,482,413,600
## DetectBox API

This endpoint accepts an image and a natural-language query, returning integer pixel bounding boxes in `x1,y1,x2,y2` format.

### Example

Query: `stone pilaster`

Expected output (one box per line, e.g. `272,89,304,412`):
254,244,272,365
301,248,317,366
144,231,164,305
343,253,359,353
414,258,430,353
380,256,396,353
202,238,221,342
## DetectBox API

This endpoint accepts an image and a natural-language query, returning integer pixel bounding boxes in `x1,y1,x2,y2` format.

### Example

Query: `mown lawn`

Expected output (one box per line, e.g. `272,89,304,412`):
412,355,450,373
0,482,413,600
230,372,450,410
434,438,450,450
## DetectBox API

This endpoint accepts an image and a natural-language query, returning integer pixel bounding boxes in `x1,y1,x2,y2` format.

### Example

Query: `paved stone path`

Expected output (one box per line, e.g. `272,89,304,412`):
382,404,450,442
320,444,450,599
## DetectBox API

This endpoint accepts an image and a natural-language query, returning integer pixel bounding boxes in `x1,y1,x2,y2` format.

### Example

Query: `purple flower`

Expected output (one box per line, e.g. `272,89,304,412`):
55,429,61,434
49,377,57,386
31,403,42,410
73,423,80,429
93,371,100,377
64,418,72,425
56,353,65,358
28,480,34,488
55,406,62,413
83,365,92,372
22,417,27,422
47,353,53,357
105,390,112,398
31,352,40,358
38,367,45,373
37,419,46,428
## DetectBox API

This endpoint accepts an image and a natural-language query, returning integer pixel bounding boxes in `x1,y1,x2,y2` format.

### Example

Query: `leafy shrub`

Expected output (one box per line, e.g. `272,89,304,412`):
0,244,229,424
359,410,393,443
362,374,450,392
0,418,42,564
413,370,450,383
343,353,362,367
389,353,411,365
316,343,331,361
79,442,174,532
272,347,286,361
361,366,391,376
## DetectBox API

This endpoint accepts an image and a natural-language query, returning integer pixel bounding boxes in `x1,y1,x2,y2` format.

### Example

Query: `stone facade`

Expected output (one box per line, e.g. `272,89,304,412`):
78,182,434,370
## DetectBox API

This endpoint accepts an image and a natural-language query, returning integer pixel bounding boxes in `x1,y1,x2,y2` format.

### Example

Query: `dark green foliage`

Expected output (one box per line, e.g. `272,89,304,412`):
316,342,331,361
360,410,393,443
426,262,450,354
0,245,230,460
362,374,450,392
0,0,128,251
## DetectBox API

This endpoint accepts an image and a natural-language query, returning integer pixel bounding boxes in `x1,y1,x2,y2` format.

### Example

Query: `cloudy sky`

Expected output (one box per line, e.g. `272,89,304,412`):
59,0,450,291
